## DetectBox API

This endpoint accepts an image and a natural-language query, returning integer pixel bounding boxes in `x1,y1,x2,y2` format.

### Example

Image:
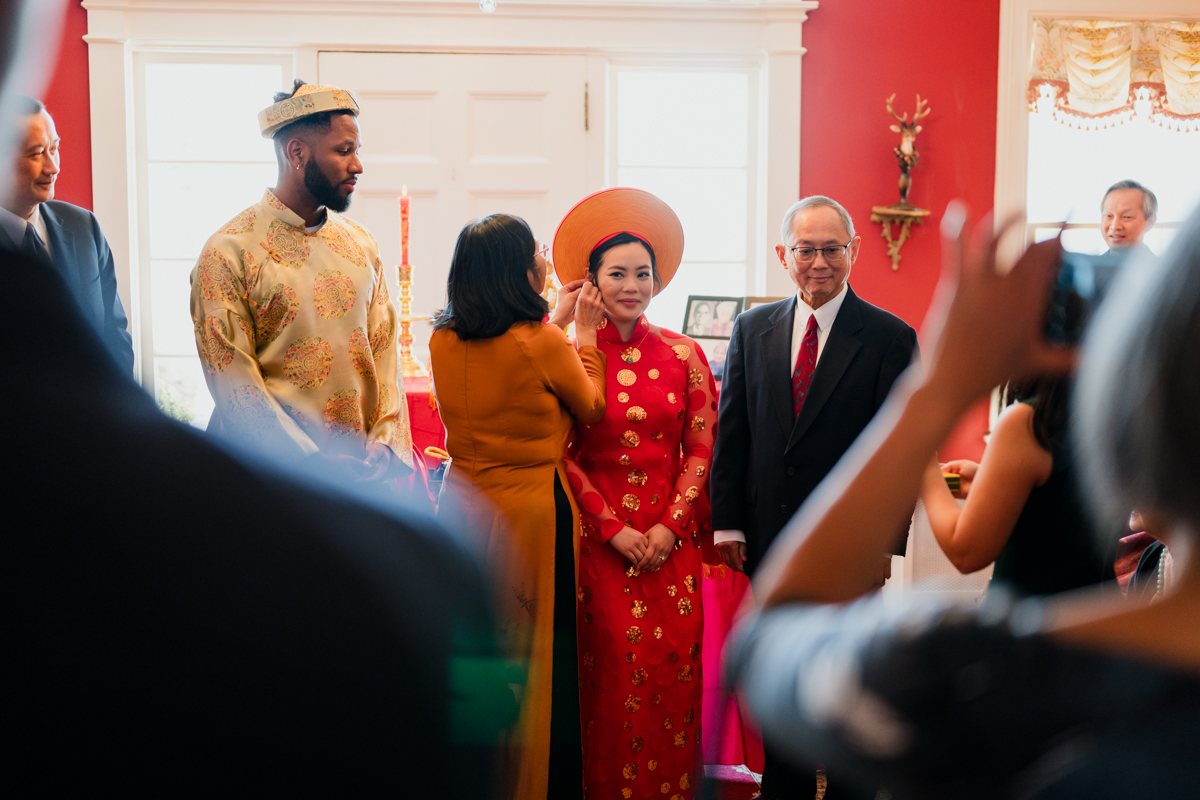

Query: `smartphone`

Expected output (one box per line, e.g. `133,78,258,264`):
1045,249,1131,345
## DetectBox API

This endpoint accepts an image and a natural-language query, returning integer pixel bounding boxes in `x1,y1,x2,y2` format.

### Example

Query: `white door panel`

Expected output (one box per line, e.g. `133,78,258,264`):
319,52,592,363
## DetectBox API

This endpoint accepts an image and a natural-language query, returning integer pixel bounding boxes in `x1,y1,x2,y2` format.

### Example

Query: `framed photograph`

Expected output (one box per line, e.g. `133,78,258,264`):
693,337,732,381
745,295,787,310
683,295,743,339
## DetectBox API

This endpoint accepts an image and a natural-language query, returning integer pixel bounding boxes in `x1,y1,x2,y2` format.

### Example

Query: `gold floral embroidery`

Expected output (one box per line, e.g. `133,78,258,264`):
626,652,636,663
651,694,661,706
672,509,684,521
673,731,689,747
219,207,256,235
252,283,299,347
619,455,632,466
647,759,658,771
621,346,641,363
684,575,697,593
622,494,641,512
681,772,693,790
313,269,357,319
678,598,693,616
620,431,641,448
578,586,592,604
689,642,700,660
661,782,671,794
625,695,641,714
367,385,390,429
234,314,255,351
626,626,643,644
651,494,660,504
622,789,632,799
237,249,262,294
197,317,234,374
265,219,310,269
631,667,647,686
618,392,630,403
667,585,677,597
648,368,660,379
684,486,701,505
688,368,703,388
225,385,275,439
690,416,706,432
631,600,647,619
626,406,647,423
673,345,691,361
628,469,648,486
321,219,370,270
652,431,664,441
684,710,695,727
623,762,639,780
664,717,673,729
349,327,375,380
653,627,663,639
369,318,394,360
617,369,637,386
283,336,334,389
324,388,363,438
197,248,239,303
696,465,706,476
667,392,676,404
630,735,644,752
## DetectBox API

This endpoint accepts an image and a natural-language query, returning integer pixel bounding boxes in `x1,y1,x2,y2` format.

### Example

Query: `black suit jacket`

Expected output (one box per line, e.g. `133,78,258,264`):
3,250,507,794
0,200,135,372
711,285,918,574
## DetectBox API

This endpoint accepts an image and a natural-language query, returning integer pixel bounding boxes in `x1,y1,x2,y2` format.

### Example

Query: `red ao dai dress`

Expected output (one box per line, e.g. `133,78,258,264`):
564,315,717,800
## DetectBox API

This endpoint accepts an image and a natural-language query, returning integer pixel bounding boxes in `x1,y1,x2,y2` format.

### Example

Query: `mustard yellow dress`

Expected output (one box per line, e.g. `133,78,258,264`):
430,321,606,799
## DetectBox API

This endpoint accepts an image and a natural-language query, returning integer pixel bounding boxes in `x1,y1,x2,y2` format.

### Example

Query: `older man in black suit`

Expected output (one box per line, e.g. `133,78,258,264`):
711,195,918,799
0,95,133,372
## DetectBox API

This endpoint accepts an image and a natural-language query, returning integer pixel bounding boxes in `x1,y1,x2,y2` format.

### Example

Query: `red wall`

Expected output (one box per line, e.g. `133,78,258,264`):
801,0,1001,461
42,0,91,210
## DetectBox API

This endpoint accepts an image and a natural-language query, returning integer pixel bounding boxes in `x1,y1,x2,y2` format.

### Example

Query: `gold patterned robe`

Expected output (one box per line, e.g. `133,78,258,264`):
189,188,413,467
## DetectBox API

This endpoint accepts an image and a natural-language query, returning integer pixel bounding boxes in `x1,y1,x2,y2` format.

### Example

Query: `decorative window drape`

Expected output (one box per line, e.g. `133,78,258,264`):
1029,19,1200,131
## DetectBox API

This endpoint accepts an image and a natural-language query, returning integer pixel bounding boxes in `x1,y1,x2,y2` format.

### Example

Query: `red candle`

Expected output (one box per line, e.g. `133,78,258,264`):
400,186,410,266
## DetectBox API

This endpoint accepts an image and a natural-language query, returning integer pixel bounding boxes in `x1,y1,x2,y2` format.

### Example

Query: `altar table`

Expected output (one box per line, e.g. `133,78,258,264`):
404,376,763,770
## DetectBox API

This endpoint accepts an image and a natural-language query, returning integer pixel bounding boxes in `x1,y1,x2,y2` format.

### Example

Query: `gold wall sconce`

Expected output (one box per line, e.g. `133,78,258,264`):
871,94,931,270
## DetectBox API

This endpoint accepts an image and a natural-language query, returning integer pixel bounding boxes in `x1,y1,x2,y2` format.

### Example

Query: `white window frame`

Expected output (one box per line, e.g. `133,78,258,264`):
995,0,1200,258
607,59,766,297
84,0,818,383
130,50,293,390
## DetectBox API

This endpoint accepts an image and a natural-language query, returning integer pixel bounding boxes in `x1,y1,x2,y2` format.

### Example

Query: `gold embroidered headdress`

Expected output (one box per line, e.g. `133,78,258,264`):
258,83,360,139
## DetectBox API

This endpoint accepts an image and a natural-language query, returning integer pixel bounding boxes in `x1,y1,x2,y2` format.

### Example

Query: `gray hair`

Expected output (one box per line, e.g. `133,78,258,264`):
1101,179,1158,221
780,196,856,244
1074,201,1200,535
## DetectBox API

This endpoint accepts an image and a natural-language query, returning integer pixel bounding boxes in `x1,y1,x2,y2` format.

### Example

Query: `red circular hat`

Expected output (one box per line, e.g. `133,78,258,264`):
552,187,684,294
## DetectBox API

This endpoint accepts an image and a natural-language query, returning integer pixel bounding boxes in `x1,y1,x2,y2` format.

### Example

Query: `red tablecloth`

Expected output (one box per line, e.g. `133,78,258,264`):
404,378,763,771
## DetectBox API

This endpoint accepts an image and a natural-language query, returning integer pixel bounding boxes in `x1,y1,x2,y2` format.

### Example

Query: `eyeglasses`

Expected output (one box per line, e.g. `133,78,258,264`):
787,241,853,264
535,241,551,259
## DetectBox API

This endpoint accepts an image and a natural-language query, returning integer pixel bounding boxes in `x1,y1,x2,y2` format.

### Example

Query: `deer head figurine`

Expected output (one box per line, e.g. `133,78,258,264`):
887,93,930,157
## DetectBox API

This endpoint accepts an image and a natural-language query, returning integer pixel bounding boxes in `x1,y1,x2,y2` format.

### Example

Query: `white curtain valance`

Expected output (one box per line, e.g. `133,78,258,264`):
1029,19,1200,129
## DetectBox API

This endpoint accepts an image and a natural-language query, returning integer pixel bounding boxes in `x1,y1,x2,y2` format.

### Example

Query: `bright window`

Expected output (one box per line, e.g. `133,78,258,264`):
1026,111,1200,253
610,67,759,332
134,56,290,427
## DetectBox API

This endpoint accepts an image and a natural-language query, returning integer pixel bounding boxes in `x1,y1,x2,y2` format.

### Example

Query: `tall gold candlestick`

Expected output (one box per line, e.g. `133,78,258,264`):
397,263,428,378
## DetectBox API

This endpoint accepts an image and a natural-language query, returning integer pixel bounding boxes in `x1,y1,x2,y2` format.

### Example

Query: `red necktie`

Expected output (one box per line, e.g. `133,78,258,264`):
792,314,819,419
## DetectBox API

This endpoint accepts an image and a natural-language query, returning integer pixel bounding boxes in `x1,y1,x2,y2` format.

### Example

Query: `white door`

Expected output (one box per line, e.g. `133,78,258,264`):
318,52,595,364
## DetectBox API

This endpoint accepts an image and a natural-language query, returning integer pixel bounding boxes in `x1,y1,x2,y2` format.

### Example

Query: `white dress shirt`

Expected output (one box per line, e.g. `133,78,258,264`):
28,204,50,257
0,203,50,257
715,283,849,546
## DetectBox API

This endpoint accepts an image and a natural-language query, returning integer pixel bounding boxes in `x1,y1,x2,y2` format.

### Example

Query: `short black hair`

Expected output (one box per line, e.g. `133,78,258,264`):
432,214,549,340
16,95,44,115
586,232,661,290
271,80,354,161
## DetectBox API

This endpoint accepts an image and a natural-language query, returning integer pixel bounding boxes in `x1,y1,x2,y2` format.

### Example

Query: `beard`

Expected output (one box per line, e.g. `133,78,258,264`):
304,158,352,213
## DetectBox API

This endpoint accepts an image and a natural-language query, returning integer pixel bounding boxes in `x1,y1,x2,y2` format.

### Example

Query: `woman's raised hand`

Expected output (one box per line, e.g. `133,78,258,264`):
548,279,587,330
573,281,607,349
922,203,1077,413
609,525,648,566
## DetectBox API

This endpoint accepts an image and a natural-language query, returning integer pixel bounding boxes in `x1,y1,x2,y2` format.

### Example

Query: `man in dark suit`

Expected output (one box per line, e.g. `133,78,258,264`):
0,95,134,372
711,195,917,799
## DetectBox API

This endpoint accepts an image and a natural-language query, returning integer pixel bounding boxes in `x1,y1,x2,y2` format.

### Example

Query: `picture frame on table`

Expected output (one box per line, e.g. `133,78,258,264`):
745,295,787,310
682,295,743,339
693,337,732,382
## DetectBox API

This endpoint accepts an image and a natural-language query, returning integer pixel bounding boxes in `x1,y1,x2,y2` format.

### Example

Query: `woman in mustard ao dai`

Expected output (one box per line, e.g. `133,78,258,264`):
555,189,717,800
429,214,607,799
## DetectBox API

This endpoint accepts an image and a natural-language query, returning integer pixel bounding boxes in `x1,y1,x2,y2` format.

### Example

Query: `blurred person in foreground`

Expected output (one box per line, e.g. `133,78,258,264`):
3,4,509,792
555,188,714,799
429,213,607,799
0,94,133,371
728,202,1200,798
190,79,413,482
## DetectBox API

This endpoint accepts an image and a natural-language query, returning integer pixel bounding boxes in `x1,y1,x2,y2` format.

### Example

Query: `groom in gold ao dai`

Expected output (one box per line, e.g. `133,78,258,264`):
190,81,413,476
